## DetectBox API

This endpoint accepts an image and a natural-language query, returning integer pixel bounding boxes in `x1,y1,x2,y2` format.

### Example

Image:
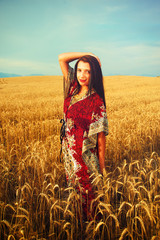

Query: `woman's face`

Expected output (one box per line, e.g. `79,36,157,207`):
76,61,91,88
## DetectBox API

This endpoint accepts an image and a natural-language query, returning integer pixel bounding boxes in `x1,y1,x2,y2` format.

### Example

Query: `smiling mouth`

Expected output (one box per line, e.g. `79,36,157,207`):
79,79,86,82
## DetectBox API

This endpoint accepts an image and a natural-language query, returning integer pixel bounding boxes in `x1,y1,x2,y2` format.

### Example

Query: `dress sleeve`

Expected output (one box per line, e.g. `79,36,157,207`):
63,65,77,99
82,97,108,154
89,100,108,137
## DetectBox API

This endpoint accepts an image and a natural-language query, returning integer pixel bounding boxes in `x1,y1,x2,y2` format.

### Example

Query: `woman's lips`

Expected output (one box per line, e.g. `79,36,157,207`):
79,79,86,83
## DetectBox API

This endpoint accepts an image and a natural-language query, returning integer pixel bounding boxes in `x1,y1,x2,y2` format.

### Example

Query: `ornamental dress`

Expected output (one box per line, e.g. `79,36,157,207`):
62,66,108,217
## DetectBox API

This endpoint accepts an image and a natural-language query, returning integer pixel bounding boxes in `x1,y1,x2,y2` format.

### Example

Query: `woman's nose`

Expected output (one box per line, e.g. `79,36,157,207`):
80,71,85,78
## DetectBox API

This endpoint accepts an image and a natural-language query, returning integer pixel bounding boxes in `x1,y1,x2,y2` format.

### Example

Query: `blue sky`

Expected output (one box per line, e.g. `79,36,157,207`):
0,0,160,76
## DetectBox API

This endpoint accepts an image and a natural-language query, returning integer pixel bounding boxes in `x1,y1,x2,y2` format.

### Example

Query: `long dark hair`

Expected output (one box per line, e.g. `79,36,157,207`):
74,55,106,107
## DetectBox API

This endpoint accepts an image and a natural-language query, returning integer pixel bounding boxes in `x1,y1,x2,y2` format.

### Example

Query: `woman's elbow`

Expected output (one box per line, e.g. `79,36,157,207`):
58,54,63,62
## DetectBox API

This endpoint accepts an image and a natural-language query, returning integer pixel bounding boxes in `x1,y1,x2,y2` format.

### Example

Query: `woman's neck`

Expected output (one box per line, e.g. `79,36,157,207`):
79,86,89,95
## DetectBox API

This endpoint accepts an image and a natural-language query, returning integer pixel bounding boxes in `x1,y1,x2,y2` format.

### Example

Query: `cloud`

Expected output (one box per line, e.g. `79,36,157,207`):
0,58,59,75
84,43,160,76
104,5,127,13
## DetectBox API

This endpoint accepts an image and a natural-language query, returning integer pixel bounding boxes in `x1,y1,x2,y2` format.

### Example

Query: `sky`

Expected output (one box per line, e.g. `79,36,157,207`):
0,0,160,76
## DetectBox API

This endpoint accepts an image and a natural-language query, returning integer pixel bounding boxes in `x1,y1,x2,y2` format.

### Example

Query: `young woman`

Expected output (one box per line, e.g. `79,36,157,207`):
59,52,108,219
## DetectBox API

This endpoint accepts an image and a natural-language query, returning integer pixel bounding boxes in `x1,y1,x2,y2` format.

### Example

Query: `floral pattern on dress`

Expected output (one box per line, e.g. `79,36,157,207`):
66,118,74,131
62,134,82,186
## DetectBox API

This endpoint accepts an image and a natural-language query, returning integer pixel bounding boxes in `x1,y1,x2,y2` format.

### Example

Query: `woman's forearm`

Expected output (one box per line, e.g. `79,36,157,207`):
58,52,91,63
98,132,106,174
58,52,91,80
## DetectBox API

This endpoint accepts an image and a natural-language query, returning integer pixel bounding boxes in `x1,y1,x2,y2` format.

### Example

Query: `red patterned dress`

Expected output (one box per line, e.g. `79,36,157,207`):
62,67,108,218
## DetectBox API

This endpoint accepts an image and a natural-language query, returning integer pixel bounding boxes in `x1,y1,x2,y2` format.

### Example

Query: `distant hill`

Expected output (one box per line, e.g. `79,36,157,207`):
0,72,45,78
29,74,44,76
0,72,22,78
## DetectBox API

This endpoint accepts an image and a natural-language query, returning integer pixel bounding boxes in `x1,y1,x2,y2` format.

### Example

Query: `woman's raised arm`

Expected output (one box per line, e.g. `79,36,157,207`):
58,52,101,80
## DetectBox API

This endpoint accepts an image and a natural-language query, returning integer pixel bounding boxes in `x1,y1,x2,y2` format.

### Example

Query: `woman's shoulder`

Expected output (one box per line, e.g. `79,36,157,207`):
92,92,104,104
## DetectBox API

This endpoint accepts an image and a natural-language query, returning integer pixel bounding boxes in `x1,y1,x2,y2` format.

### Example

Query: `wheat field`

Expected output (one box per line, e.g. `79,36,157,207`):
0,75,160,240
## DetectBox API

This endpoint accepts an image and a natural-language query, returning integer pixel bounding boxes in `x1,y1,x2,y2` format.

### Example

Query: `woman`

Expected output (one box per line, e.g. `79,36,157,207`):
59,52,108,219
